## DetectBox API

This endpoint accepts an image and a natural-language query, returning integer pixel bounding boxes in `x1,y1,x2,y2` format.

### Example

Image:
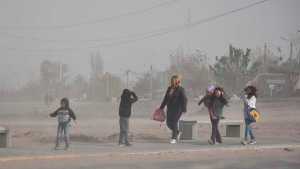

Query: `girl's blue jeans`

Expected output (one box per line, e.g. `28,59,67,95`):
244,119,255,141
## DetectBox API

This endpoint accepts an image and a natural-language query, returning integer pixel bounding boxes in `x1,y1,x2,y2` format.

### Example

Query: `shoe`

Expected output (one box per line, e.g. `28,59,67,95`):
125,143,132,147
176,132,182,142
241,140,248,145
54,146,59,150
216,141,222,145
64,145,69,150
208,139,215,145
249,140,256,145
170,139,177,144
119,144,126,147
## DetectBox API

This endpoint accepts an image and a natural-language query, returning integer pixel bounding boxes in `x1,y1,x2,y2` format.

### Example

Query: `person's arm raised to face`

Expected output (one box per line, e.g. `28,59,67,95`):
130,91,138,103
49,108,60,117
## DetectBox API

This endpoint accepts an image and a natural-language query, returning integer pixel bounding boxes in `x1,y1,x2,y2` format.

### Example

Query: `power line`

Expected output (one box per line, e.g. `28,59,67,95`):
0,0,179,31
0,0,272,53
89,0,273,48
0,0,271,44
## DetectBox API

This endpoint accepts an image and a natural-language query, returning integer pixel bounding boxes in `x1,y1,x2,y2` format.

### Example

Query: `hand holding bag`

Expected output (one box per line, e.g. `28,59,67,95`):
152,108,166,122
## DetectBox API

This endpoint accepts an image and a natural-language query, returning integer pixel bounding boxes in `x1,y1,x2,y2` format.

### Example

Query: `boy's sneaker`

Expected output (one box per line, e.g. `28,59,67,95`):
64,145,69,150
170,139,177,144
249,140,257,145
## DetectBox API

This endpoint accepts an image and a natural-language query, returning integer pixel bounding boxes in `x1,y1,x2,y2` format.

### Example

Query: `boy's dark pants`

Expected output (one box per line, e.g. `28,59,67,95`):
119,117,129,144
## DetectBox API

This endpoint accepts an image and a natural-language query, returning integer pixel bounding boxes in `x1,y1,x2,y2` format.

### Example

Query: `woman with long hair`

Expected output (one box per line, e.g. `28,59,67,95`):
159,75,188,144
208,87,228,145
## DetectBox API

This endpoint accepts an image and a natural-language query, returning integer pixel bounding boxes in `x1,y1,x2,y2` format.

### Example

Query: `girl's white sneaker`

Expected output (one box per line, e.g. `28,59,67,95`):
249,140,257,145
170,139,177,144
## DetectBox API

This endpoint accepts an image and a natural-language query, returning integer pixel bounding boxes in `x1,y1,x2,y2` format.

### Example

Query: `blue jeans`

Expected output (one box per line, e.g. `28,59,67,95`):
244,119,255,141
56,122,70,147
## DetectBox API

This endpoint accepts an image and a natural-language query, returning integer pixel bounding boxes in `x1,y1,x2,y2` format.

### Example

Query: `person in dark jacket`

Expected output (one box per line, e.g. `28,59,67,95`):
50,98,76,150
118,89,138,146
160,75,188,144
208,87,228,145
198,85,215,108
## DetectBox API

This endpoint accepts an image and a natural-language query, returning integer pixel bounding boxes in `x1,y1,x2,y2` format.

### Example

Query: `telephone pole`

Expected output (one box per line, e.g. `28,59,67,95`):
150,65,153,100
125,70,130,89
263,42,267,72
281,36,294,62
185,8,191,55
289,41,293,62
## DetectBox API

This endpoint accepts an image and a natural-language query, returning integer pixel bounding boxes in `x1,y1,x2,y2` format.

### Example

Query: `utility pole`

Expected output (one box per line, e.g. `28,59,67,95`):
105,72,110,101
297,48,300,65
150,65,153,100
289,41,293,62
281,36,294,62
185,8,191,55
59,63,63,81
263,42,267,73
125,70,130,89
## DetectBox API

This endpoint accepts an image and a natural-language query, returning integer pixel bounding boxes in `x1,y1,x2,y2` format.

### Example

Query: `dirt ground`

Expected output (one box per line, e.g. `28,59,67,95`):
0,98,299,147
0,98,300,168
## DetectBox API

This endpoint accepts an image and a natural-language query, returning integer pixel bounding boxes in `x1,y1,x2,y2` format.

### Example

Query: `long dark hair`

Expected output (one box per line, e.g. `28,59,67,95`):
60,97,70,109
213,87,228,105
244,85,257,99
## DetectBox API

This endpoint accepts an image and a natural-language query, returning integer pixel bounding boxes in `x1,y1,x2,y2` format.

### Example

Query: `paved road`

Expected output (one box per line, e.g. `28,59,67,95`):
0,142,300,169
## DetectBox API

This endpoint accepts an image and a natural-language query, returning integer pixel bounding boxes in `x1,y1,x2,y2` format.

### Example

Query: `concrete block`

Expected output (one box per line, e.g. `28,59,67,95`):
0,127,10,148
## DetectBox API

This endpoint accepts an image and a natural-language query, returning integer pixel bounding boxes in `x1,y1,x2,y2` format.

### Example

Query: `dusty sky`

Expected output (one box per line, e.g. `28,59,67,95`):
0,0,299,89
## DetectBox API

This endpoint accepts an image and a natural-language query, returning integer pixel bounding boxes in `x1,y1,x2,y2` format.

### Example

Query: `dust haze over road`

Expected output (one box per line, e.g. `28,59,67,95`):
1,98,300,168
1,0,300,169
0,0,299,88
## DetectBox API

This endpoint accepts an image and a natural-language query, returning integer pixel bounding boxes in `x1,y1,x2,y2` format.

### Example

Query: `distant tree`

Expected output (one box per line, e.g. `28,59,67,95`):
210,45,258,94
169,49,211,97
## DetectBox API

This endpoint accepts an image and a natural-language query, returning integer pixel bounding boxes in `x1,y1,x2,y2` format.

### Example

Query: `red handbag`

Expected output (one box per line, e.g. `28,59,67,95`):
152,108,166,122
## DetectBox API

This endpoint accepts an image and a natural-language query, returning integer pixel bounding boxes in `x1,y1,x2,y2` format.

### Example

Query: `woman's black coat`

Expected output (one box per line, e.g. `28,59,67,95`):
160,86,188,121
